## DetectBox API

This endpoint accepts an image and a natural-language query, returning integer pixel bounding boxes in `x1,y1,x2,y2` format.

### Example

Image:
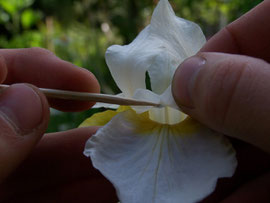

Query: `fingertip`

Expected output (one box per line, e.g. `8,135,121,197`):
47,62,101,112
25,84,50,131
0,83,49,136
172,56,206,109
0,48,100,112
80,67,100,94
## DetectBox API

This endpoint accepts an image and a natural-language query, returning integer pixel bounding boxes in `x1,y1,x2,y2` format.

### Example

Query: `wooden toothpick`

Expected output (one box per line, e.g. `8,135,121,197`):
0,84,161,107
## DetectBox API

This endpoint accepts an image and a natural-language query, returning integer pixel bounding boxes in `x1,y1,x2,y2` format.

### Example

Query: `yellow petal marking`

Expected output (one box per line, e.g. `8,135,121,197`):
79,106,130,127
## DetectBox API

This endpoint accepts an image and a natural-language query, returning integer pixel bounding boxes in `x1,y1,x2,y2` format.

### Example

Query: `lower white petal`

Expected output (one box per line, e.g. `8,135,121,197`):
84,111,237,203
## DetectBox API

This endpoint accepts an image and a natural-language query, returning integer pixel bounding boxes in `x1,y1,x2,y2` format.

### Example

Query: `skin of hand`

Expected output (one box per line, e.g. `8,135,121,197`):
0,47,117,202
172,0,270,202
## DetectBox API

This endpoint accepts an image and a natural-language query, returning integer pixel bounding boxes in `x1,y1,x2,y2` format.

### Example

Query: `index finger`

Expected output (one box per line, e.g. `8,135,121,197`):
0,48,100,112
201,1,270,63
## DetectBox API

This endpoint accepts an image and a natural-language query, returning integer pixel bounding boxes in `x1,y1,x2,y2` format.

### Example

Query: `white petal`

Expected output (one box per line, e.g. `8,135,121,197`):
148,0,206,94
131,86,180,113
148,107,185,125
105,26,154,97
92,103,119,109
105,0,206,96
132,87,184,125
84,111,237,203
151,0,206,58
132,89,161,113
160,85,180,110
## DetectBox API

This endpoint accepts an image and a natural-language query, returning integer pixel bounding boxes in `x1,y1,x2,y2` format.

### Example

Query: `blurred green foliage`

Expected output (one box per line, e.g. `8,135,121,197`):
0,0,262,133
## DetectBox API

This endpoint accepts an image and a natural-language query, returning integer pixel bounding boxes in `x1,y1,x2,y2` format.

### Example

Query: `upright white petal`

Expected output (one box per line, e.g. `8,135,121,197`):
105,27,153,97
148,0,206,94
105,0,206,97
151,0,206,58
84,110,237,203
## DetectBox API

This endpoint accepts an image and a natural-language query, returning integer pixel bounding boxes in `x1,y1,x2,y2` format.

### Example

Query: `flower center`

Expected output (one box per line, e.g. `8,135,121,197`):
148,106,187,125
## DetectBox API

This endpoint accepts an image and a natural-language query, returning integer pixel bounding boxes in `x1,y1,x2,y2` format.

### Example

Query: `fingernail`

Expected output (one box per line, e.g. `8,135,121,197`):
172,56,206,108
0,84,43,134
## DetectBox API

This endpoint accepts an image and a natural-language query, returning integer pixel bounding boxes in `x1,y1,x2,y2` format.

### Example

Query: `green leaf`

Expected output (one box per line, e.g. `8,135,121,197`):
21,9,41,28
0,1,17,14
0,0,34,14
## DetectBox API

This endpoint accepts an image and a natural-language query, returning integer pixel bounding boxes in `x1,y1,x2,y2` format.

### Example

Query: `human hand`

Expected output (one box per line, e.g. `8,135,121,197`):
0,48,117,202
0,128,117,202
172,1,270,202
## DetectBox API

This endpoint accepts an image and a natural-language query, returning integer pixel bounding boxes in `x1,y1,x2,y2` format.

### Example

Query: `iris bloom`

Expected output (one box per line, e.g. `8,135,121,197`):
81,0,237,202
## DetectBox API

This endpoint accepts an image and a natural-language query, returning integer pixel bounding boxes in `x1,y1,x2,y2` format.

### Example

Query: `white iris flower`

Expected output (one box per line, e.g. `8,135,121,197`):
81,0,237,202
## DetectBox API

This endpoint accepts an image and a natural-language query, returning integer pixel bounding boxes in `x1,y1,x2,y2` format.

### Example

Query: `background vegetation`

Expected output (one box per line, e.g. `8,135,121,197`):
0,0,262,132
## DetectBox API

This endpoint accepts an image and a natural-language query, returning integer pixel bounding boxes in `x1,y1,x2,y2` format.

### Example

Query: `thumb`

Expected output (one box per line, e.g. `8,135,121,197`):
172,52,270,153
0,84,49,182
